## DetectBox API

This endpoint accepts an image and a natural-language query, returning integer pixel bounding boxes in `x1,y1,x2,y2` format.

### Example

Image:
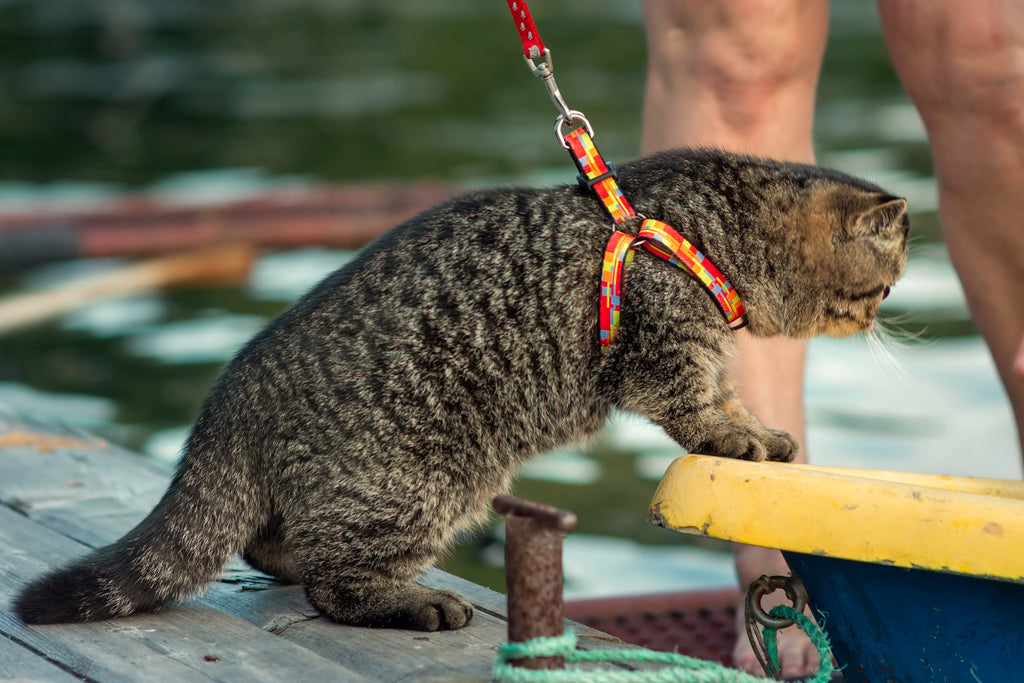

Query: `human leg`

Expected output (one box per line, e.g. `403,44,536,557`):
1016,337,1024,381
640,0,826,160
640,1,829,675
878,0,1024,455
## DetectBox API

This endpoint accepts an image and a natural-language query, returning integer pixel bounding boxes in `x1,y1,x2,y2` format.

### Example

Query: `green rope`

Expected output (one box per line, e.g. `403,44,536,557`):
762,605,835,681
493,605,834,683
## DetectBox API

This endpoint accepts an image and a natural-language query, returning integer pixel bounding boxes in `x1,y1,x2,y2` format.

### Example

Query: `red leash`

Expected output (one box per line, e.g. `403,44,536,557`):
506,0,546,61
502,1,747,350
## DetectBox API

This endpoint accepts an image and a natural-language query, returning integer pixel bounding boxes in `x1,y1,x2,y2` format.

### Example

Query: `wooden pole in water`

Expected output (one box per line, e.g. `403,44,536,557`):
0,242,256,335
0,182,457,269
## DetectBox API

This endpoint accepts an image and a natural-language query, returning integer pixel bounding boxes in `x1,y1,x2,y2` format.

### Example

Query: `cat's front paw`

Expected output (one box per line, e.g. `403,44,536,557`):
762,429,798,463
694,431,769,462
695,427,798,463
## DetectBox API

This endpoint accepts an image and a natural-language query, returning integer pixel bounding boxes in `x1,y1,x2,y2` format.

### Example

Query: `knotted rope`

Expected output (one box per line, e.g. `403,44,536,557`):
493,605,834,683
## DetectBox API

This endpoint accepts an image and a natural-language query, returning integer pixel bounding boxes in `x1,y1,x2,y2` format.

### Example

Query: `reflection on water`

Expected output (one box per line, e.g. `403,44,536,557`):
807,336,1019,481
1,1,1018,597
1,0,646,186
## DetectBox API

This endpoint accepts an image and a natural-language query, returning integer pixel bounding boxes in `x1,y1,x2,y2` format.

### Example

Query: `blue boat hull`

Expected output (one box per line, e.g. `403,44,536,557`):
784,551,1024,683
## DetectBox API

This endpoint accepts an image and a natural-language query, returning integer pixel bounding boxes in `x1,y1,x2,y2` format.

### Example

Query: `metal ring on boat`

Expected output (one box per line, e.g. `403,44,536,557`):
745,574,810,630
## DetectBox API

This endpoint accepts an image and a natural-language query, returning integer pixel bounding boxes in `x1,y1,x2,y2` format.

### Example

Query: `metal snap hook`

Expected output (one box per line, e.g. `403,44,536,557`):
523,48,575,125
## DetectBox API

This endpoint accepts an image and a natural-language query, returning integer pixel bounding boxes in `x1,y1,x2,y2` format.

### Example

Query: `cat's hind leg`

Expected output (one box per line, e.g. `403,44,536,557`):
290,507,474,631
242,513,301,583
306,582,474,631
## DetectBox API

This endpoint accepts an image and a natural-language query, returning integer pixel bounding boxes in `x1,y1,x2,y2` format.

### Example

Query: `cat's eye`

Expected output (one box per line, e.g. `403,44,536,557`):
882,286,892,300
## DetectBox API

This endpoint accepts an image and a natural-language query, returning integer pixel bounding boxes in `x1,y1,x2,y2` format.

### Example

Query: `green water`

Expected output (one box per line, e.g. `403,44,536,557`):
2,1,1010,597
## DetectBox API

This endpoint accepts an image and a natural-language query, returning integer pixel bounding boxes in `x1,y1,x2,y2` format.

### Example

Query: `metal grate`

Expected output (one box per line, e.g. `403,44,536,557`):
565,588,740,666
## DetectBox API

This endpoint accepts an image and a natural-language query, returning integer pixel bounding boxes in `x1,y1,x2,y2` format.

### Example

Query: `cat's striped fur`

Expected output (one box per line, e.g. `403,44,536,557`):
15,148,909,630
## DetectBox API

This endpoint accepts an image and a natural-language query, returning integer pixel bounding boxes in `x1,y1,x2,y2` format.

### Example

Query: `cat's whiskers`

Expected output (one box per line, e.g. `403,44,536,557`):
876,305,931,347
864,316,922,386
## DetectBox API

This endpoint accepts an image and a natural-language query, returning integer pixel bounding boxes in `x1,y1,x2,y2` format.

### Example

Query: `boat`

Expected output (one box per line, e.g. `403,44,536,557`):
649,454,1024,682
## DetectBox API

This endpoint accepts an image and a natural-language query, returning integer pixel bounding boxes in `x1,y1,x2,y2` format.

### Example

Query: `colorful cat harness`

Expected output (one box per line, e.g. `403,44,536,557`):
504,0,747,351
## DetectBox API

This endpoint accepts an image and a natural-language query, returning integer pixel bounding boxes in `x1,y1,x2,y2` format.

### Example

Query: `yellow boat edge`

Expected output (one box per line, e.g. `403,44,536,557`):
648,454,1024,583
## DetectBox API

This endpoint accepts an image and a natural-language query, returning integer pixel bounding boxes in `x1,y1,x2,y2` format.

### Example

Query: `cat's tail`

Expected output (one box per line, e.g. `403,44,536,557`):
14,450,262,624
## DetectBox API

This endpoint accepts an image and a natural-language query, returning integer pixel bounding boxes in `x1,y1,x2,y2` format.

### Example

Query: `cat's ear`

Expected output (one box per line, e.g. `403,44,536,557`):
848,196,908,237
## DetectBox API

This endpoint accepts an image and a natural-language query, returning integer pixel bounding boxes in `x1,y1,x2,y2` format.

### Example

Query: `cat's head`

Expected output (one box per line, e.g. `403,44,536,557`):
751,181,910,339
617,150,909,339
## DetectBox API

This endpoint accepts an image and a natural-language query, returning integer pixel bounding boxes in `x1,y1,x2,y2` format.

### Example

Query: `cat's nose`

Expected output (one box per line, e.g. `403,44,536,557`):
882,286,892,300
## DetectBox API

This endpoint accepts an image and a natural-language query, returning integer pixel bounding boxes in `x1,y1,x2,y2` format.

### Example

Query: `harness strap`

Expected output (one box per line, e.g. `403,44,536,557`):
638,219,747,330
598,223,748,350
565,129,747,348
599,231,636,349
563,127,635,224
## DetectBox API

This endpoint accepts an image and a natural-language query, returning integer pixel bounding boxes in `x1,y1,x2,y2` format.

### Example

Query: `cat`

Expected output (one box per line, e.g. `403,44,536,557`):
14,148,908,631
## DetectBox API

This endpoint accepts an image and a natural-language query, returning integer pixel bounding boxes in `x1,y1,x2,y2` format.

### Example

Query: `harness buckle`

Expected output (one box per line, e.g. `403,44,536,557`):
555,112,594,149
576,164,616,193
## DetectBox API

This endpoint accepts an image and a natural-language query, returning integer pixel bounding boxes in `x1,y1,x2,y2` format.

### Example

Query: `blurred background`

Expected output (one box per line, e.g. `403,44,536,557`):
0,0,1018,598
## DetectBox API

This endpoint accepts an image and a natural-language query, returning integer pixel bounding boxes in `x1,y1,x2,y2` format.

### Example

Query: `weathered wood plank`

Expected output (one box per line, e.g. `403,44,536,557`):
0,633,82,682
1,506,370,682
0,407,166,520
204,577,505,683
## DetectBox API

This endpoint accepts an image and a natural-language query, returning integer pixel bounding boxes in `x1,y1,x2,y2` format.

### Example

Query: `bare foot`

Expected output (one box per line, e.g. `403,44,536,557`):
731,544,825,677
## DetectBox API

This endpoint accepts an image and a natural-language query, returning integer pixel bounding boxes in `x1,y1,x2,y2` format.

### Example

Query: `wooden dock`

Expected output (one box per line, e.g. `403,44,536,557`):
0,406,631,682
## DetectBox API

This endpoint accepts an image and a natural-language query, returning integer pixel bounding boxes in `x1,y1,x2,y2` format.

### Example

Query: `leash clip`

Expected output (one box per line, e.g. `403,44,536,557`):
525,48,576,127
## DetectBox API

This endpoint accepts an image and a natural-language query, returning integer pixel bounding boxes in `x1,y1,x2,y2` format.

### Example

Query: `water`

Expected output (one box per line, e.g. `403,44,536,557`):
1,1,1018,599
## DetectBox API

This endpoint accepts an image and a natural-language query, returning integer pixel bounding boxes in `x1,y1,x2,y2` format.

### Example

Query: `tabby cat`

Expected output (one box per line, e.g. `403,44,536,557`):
15,148,908,630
